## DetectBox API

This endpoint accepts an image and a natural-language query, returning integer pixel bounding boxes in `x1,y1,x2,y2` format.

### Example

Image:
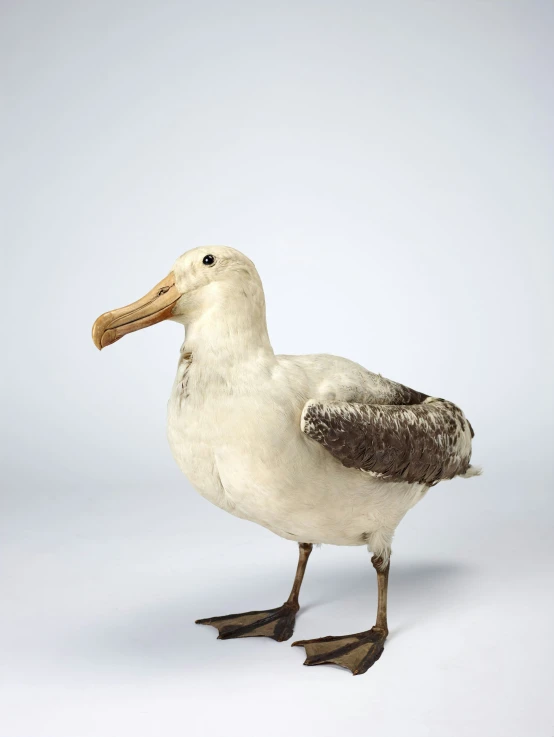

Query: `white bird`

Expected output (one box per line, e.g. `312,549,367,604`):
92,246,479,675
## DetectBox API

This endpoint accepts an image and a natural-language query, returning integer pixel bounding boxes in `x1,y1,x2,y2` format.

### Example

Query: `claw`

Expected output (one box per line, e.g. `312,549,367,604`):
292,628,387,675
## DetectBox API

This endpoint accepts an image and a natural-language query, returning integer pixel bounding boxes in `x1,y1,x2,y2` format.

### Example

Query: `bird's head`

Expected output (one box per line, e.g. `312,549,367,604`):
92,246,264,350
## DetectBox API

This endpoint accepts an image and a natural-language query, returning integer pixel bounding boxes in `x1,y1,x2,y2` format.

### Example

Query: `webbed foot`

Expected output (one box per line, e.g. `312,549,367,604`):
292,627,387,675
196,602,298,642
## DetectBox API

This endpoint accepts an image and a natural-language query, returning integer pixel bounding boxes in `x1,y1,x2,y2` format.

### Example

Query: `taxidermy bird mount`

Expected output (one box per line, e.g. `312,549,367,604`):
92,246,480,675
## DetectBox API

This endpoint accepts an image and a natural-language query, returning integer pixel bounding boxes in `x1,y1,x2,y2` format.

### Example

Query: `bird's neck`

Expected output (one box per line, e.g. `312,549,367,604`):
180,287,275,374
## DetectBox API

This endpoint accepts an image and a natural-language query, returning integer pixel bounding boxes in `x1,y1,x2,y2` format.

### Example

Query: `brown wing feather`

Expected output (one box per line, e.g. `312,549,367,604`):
301,397,474,486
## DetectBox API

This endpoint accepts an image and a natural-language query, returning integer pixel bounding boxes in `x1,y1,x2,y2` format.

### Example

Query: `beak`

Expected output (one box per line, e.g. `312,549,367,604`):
92,272,180,350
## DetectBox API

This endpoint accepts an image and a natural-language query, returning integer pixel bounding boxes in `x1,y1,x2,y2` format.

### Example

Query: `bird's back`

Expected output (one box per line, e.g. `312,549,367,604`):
275,353,428,405
275,353,478,486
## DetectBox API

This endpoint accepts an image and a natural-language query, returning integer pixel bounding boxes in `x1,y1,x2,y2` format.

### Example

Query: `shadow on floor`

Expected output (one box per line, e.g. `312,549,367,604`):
64,558,473,672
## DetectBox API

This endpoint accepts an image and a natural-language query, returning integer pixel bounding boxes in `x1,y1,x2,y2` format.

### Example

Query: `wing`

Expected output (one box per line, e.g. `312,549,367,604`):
301,397,476,486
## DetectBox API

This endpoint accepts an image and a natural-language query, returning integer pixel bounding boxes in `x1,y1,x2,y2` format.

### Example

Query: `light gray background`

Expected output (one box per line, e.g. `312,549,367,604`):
2,1,553,736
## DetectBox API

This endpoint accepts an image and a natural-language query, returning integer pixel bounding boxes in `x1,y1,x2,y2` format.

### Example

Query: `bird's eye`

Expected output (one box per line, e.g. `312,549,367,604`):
202,254,215,266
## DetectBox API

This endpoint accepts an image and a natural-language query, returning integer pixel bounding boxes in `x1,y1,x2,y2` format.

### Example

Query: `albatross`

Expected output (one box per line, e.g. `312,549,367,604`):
92,246,479,675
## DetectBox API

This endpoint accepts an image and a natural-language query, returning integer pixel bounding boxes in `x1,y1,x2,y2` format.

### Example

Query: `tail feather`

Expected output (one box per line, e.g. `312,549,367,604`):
460,465,482,479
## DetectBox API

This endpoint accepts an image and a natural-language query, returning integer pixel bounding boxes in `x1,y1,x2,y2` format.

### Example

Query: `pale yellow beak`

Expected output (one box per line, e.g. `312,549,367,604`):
92,272,179,350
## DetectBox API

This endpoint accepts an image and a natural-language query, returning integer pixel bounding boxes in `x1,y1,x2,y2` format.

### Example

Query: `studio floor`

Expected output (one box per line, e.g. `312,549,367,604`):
2,475,552,737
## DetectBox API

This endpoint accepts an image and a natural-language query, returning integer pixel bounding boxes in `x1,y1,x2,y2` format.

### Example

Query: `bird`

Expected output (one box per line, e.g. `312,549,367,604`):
92,245,480,675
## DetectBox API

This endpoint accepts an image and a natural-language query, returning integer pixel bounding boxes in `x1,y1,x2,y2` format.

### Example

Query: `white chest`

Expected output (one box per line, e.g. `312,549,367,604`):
166,352,300,515
165,350,428,549
167,352,224,506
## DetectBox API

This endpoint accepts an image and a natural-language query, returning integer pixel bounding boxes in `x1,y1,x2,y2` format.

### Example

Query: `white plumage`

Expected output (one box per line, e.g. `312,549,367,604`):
168,348,430,561
165,246,474,560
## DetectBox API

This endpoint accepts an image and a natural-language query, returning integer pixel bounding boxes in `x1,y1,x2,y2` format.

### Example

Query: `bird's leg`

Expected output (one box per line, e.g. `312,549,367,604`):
285,542,313,610
292,553,390,675
196,542,313,642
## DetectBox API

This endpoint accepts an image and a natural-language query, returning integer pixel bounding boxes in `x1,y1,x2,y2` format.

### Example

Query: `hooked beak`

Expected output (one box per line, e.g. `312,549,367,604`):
92,272,180,350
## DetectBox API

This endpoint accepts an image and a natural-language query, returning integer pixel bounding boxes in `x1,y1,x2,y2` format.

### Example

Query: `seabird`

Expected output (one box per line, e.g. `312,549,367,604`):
92,246,479,675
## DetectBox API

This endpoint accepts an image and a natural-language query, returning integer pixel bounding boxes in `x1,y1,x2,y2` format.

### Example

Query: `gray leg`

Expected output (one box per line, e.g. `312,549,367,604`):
292,553,390,675
196,543,313,642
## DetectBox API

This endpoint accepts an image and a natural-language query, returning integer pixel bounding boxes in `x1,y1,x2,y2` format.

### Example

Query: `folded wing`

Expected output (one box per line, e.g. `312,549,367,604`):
301,397,475,486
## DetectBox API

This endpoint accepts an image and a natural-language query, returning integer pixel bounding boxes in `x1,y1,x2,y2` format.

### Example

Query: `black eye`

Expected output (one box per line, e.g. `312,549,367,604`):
202,254,215,266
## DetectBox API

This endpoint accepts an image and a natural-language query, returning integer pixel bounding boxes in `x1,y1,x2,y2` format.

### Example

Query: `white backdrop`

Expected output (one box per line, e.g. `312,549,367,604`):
2,2,553,736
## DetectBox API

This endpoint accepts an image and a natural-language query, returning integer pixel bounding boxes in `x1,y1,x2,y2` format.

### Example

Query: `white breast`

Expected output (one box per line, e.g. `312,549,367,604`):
166,350,428,555
167,351,228,510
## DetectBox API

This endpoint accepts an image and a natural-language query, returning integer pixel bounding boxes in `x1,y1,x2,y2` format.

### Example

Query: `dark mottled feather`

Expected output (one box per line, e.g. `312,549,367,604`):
302,397,474,486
